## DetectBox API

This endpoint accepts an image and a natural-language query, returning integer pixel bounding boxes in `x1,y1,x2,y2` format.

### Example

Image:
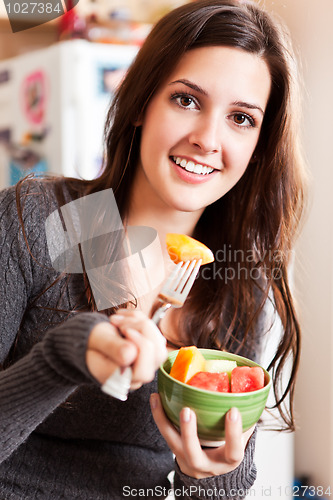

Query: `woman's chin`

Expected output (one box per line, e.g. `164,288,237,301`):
168,200,206,214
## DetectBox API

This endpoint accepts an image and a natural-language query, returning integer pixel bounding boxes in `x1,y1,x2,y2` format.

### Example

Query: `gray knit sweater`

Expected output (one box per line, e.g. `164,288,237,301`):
0,179,258,499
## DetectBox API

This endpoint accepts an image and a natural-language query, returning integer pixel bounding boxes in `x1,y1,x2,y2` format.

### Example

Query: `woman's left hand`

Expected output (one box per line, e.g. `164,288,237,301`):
150,393,255,479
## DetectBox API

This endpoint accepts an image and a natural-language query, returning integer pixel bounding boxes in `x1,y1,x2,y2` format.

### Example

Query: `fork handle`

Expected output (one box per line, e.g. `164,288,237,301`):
151,302,172,326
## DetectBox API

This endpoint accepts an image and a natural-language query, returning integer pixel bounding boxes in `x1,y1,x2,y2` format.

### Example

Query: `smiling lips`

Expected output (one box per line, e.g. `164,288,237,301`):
171,156,217,176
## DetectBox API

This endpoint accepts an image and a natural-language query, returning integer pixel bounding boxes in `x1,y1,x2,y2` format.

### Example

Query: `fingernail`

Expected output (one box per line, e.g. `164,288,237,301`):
150,394,158,410
182,407,191,423
229,407,239,422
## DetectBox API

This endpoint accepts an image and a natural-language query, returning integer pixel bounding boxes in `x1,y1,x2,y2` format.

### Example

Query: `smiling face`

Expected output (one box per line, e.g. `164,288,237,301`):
134,46,271,215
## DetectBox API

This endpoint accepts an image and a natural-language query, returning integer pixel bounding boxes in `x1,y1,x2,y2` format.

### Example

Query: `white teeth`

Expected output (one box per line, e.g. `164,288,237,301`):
173,157,214,175
186,161,195,172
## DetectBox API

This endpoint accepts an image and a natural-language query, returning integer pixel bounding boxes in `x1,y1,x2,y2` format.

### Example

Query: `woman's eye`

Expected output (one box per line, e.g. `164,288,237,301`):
171,93,198,110
179,96,194,107
232,113,255,127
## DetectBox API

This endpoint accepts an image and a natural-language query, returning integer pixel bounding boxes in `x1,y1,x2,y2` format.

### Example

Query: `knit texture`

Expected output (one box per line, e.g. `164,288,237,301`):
0,179,259,499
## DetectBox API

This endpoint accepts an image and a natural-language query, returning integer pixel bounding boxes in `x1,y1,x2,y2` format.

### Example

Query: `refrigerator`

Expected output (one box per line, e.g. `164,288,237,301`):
0,40,138,188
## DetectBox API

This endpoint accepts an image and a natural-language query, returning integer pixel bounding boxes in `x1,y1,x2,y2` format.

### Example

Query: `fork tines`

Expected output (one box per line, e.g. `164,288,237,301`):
158,259,202,307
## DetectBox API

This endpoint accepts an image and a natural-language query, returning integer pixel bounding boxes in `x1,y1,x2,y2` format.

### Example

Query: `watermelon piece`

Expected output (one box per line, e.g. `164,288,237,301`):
188,371,230,392
166,233,214,265
169,346,206,383
205,359,237,377
230,366,265,393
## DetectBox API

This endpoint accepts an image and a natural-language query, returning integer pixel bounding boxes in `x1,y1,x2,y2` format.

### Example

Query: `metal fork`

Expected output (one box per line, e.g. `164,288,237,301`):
151,259,202,325
101,259,202,401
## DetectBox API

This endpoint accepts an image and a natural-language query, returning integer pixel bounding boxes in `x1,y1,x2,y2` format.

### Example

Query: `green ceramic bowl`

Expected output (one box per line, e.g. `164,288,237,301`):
158,349,271,446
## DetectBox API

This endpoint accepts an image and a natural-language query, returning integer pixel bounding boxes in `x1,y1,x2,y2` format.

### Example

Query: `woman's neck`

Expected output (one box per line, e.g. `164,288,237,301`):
128,204,200,237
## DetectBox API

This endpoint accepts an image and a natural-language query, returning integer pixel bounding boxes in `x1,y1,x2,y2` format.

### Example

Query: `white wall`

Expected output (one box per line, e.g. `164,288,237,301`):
263,0,333,490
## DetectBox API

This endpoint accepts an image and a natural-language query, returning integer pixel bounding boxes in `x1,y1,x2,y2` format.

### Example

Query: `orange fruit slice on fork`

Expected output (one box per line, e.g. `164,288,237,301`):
166,233,214,265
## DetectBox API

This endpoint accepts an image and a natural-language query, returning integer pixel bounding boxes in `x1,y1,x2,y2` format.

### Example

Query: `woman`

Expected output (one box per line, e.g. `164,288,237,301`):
0,0,306,498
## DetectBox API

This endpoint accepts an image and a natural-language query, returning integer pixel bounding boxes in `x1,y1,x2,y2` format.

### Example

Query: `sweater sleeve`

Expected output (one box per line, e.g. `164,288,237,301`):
0,312,109,465
173,428,257,500
0,183,109,464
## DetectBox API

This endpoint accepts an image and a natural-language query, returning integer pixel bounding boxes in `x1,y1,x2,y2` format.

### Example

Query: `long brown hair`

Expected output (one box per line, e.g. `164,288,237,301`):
18,0,306,430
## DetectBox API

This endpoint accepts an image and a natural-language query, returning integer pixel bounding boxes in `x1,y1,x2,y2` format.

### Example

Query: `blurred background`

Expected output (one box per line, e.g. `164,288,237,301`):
0,0,331,498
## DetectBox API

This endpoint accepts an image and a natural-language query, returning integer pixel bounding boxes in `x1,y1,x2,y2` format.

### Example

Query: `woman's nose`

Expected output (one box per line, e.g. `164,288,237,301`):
188,115,222,154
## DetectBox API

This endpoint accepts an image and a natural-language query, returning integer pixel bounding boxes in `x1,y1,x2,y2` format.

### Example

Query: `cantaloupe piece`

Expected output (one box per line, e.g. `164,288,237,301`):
169,346,206,383
166,233,214,265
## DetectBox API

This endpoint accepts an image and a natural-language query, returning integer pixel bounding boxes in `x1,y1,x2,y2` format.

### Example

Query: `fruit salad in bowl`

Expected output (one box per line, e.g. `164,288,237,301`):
157,346,271,446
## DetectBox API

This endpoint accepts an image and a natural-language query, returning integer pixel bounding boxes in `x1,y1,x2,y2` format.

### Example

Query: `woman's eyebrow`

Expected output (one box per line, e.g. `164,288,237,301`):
232,100,265,116
169,79,208,96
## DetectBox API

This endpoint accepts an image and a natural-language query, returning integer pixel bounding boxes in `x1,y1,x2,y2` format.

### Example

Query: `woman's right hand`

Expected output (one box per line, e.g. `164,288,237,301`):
86,310,168,391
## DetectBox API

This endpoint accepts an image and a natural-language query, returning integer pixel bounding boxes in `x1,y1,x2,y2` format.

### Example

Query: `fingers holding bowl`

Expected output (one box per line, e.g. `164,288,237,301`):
150,393,256,479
